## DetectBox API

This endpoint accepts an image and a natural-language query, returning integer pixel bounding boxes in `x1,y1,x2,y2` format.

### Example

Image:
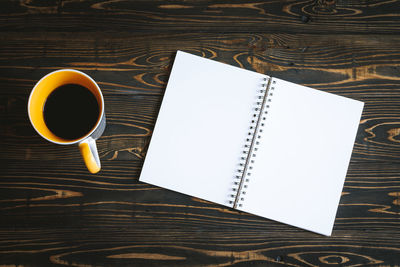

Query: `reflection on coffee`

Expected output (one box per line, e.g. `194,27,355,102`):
43,83,99,140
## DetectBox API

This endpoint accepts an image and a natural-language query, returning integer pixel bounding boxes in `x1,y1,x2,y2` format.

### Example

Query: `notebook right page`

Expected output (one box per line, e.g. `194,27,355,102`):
238,78,364,236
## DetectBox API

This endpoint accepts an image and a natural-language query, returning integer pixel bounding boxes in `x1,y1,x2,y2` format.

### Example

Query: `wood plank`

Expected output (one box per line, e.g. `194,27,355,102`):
1,159,400,223
1,159,400,265
1,33,400,163
1,0,400,34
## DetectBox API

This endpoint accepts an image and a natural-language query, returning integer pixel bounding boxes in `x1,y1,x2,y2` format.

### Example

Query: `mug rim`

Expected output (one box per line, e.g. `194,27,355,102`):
28,69,105,145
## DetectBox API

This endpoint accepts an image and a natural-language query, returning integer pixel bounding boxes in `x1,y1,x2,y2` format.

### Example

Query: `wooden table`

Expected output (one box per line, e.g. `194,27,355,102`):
1,1,400,266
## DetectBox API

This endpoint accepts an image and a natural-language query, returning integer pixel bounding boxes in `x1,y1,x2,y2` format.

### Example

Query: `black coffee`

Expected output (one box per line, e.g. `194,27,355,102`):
44,83,99,140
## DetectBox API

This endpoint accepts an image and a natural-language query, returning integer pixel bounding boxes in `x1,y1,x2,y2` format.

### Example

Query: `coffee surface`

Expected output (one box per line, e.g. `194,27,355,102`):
43,83,99,140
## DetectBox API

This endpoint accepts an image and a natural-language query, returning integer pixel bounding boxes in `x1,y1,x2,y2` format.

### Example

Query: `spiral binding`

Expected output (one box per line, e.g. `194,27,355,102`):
229,77,276,209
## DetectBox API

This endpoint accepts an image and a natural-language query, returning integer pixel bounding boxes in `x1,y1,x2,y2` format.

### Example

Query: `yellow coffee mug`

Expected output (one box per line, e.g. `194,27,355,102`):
28,69,106,174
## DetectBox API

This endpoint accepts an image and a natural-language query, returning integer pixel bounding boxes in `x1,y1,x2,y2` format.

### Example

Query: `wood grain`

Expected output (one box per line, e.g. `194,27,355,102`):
1,0,400,266
2,33,400,163
1,0,400,34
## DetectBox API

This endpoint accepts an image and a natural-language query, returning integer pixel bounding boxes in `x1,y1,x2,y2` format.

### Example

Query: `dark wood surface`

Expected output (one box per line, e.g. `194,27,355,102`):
1,0,400,266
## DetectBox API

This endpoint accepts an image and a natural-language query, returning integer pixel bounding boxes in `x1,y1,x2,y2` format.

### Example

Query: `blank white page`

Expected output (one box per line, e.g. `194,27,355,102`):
238,78,363,236
140,51,266,207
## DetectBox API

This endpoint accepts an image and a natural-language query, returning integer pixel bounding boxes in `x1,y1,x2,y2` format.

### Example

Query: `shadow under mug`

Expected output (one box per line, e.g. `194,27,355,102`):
28,69,106,173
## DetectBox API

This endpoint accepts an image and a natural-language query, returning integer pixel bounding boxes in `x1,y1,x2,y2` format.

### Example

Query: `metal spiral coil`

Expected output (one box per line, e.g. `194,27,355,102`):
229,77,276,208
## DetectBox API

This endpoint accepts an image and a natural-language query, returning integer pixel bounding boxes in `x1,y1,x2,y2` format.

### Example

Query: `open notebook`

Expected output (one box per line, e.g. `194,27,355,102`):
139,51,364,236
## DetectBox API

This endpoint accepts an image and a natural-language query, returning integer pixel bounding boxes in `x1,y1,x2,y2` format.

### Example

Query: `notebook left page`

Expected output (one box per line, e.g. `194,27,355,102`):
139,51,266,207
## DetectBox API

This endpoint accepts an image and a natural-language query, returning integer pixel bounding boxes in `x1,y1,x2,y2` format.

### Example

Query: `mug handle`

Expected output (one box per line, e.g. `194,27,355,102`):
79,137,101,174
